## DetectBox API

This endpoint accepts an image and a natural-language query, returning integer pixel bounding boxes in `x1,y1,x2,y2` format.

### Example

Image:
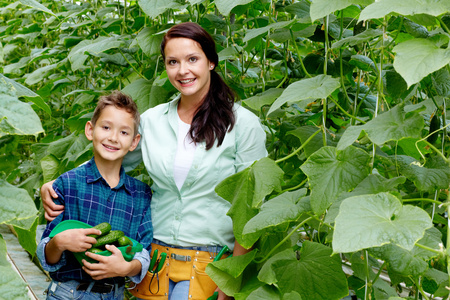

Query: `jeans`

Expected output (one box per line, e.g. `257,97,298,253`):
46,280,124,300
169,280,189,300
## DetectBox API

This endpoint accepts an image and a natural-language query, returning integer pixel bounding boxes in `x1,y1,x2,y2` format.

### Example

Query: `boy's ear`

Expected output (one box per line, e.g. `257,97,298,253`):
129,134,141,152
85,121,94,141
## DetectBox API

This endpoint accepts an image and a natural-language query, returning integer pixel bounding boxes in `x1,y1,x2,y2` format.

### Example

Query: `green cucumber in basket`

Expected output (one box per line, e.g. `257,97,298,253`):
118,236,133,247
87,222,111,238
93,230,125,248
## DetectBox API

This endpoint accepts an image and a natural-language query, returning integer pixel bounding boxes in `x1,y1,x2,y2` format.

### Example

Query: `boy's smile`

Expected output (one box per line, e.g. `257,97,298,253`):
85,105,140,166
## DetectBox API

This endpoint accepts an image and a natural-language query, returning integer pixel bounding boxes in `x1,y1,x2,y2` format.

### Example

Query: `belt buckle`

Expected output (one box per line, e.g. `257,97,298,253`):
171,253,191,261
101,283,114,293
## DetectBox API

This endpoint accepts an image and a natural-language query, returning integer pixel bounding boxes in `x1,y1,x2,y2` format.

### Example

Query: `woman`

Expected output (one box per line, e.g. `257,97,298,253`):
42,22,267,300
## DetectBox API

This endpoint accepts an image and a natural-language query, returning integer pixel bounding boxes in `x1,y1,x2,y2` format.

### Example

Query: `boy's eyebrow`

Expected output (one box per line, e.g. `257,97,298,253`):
99,119,133,131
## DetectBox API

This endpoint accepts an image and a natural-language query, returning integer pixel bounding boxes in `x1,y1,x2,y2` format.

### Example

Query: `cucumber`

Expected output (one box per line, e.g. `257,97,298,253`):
87,222,111,238
118,236,133,247
88,247,104,254
93,230,125,248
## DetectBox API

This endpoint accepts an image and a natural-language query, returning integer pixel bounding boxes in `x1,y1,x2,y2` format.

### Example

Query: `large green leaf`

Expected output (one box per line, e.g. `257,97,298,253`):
333,193,432,253
243,189,308,234
0,74,50,115
215,0,256,16
243,88,284,111
138,0,185,18
395,155,450,193
24,63,58,86
360,0,450,21
0,94,44,138
136,27,165,57
123,77,173,113
0,180,38,225
18,0,56,16
259,242,348,300
337,104,424,150
243,20,295,42
247,286,283,300
300,146,371,214
325,174,406,225
206,250,257,296
68,36,125,71
40,154,60,183
431,67,450,97
268,75,340,115
310,0,373,22
215,157,284,248
0,236,29,300
393,39,450,87
332,28,382,50
369,227,441,276
13,216,38,257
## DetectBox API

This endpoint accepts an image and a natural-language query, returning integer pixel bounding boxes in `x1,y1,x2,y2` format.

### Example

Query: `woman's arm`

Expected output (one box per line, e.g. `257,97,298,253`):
41,180,65,221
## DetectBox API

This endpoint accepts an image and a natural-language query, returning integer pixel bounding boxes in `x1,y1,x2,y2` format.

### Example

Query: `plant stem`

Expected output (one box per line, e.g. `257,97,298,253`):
254,217,313,264
415,243,442,255
329,95,367,124
364,249,371,300
275,128,321,163
402,198,444,206
290,29,311,78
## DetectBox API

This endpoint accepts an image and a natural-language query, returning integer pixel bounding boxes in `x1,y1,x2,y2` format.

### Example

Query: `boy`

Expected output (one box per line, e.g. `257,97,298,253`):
37,91,152,300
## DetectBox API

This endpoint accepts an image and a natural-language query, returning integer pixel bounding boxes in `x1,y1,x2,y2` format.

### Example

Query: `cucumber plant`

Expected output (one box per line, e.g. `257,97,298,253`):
0,0,449,299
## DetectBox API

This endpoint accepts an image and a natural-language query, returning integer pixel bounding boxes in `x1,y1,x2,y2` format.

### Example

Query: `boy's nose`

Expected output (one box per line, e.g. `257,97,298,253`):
108,131,119,142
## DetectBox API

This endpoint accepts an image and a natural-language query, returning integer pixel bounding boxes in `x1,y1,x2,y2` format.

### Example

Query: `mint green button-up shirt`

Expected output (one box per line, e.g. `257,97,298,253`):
124,96,267,250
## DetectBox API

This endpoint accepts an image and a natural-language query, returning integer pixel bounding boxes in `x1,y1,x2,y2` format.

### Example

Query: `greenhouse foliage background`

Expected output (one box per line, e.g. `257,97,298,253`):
1,0,450,299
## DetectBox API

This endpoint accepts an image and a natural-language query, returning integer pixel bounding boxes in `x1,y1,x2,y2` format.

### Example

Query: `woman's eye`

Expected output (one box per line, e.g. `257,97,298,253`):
189,57,197,63
168,60,176,65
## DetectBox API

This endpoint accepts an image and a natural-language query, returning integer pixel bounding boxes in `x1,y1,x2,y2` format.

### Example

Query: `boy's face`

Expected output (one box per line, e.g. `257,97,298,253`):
85,105,140,163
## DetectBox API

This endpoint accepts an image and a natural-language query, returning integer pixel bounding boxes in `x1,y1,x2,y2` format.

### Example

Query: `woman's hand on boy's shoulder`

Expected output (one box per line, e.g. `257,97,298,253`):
41,179,64,221
82,245,131,280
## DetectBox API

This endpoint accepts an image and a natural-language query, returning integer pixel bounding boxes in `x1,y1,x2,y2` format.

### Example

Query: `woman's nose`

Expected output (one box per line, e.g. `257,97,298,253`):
178,62,189,74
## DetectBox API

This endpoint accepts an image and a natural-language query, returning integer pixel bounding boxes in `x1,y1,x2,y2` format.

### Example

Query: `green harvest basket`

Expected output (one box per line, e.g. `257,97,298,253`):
49,220,143,264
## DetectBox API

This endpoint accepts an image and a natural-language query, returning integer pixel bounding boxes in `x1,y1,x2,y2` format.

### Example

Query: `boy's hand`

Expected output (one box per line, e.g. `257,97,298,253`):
54,228,101,252
82,245,130,280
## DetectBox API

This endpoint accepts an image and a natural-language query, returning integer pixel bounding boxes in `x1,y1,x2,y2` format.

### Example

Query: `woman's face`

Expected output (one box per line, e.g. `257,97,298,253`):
164,37,214,101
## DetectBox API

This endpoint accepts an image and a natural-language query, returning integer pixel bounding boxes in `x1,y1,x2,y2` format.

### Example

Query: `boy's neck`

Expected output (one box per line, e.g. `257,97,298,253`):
93,156,123,188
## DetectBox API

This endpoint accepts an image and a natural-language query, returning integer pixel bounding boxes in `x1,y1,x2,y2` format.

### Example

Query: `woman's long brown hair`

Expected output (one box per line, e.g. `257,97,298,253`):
160,22,236,150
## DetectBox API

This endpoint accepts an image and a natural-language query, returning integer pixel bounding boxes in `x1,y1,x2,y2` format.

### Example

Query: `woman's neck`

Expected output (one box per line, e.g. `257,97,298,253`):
177,95,204,124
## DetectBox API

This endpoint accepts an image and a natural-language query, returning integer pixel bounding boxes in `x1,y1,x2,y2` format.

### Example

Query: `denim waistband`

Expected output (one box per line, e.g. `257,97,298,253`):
152,239,226,254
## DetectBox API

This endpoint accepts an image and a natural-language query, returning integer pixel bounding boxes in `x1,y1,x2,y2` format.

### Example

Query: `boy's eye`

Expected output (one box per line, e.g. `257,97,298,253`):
121,131,129,136
103,126,110,130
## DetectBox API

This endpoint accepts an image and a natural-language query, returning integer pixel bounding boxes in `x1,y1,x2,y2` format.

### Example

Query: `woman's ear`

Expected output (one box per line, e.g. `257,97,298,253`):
85,121,94,141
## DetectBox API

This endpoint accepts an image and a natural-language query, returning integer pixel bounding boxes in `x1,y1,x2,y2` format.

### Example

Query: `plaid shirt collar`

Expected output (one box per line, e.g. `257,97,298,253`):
85,157,131,193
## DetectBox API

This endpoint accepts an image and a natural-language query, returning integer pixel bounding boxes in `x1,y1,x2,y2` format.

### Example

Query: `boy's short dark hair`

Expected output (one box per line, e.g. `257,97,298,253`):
91,90,140,136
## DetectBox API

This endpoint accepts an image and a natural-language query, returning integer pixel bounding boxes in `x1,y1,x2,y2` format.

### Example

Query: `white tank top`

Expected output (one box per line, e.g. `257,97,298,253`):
173,116,197,190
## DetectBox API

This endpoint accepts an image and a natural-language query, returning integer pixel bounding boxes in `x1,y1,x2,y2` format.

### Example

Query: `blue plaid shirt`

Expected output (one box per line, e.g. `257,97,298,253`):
37,157,153,284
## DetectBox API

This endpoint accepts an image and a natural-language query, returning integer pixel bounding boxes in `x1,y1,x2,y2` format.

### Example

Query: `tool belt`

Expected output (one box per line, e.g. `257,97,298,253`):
130,242,227,300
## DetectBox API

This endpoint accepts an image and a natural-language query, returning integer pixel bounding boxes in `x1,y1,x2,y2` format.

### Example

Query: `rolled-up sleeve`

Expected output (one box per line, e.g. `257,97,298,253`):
36,237,67,272
128,248,150,283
